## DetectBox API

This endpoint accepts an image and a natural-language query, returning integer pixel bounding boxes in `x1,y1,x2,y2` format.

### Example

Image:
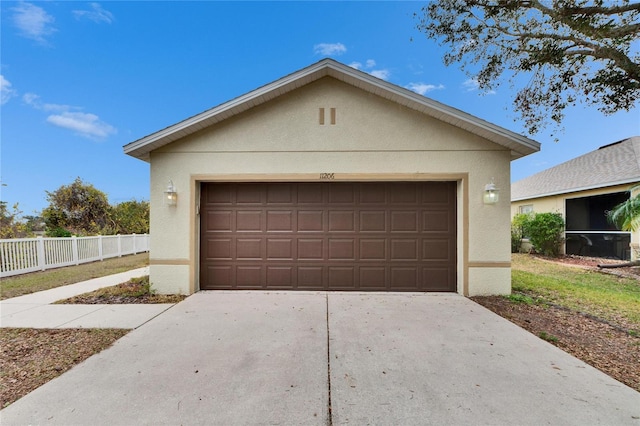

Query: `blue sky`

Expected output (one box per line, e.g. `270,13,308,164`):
2,1,638,216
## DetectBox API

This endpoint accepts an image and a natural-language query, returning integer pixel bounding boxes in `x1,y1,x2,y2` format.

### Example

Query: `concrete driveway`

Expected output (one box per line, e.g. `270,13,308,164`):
2,292,639,425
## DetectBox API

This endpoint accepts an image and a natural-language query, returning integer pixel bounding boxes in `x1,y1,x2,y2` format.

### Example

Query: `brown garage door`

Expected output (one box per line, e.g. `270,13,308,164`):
200,182,456,291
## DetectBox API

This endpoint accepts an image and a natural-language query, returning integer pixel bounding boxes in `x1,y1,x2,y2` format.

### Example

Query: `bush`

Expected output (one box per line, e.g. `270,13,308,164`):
511,213,532,253
528,212,565,257
46,227,72,237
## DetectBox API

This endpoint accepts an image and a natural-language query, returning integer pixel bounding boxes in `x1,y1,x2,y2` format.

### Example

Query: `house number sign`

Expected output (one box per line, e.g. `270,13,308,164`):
319,173,335,180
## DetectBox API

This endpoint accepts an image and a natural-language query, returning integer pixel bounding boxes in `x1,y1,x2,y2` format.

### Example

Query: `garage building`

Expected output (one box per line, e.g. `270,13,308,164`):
124,59,540,296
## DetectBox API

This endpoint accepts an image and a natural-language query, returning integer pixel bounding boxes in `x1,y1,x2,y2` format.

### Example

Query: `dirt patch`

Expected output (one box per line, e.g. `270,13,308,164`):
0,328,128,408
534,254,640,280
55,276,186,305
472,295,640,392
59,293,184,304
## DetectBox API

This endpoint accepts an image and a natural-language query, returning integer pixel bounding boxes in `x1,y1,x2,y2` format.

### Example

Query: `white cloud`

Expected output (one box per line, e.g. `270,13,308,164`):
370,69,391,81
406,82,445,96
1,75,17,105
348,59,390,81
350,60,377,71
24,92,116,139
22,92,39,106
11,2,56,43
462,79,480,91
47,112,116,139
23,93,72,112
73,3,114,24
313,42,347,56
463,78,496,95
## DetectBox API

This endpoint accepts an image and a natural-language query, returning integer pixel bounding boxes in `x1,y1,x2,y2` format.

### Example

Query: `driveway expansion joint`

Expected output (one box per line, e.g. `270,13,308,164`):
326,293,333,426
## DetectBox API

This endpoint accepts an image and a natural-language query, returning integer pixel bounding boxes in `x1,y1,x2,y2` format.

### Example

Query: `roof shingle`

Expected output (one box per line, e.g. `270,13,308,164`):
511,136,640,201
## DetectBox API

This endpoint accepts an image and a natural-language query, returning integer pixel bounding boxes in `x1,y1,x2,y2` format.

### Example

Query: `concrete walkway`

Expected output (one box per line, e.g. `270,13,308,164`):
1,291,639,425
0,267,175,329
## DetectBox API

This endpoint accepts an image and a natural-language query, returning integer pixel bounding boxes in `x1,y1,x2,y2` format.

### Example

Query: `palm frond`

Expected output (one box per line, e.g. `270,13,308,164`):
607,185,640,231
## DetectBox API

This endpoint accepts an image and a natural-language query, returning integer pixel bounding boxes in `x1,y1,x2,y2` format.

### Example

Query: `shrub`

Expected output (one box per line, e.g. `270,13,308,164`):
511,213,532,253
528,212,565,257
46,227,72,237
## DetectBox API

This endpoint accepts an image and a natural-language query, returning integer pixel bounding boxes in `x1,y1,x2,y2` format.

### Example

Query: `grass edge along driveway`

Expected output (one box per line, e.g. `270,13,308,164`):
0,253,149,300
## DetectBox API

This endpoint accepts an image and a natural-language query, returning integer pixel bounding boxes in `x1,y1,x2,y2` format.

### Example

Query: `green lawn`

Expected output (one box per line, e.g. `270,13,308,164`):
0,253,149,300
512,254,640,331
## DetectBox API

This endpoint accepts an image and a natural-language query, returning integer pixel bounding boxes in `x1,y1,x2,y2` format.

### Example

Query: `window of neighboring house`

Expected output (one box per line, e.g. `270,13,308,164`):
565,191,631,260
519,204,534,214
516,205,534,242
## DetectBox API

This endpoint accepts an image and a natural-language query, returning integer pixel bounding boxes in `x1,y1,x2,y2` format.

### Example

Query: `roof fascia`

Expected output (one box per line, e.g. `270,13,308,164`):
511,177,640,202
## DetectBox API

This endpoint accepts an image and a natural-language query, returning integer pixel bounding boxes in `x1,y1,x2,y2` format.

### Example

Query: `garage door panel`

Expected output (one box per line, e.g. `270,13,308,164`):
267,239,294,260
329,184,355,204
298,211,324,232
267,211,294,231
360,211,386,232
236,184,264,204
236,239,262,259
390,185,418,204
422,210,452,232
422,240,453,261
267,184,294,204
236,267,262,288
390,239,418,261
391,267,418,289
298,184,324,204
422,267,454,291
205,185,233,204
328,211,355,231
201,182,456,292
360,239,386,260
329,267,355,288
359,184,387,204
207,211,233,232
359,267,387,289
267,267,294,288
329,239,355,260
236,211,262,231
204,266,233,289
208,239,232,260
422,183,452,204
391,211,418,232
298,239,324,260
298,267,324,288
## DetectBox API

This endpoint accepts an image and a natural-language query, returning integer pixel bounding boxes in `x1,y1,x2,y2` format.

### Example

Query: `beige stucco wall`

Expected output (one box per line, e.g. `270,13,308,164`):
149,77,513,295
511,183,639,259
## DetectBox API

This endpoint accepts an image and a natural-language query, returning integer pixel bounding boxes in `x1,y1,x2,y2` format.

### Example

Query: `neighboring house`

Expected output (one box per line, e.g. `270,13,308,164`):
124,59,539,296
511,136,640,261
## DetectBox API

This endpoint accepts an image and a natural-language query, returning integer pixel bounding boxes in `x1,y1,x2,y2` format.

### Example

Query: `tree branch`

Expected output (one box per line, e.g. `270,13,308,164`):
606,23,640,38
559,3,640,17
475,7,640,83
530,0,640,41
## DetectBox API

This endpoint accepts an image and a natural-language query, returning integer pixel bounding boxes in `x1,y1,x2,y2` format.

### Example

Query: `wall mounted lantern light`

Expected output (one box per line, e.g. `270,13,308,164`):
483,179,499,204
164,180,177,206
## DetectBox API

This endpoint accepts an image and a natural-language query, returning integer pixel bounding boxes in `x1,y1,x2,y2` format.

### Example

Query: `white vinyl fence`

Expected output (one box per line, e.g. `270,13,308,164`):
0,234,149,278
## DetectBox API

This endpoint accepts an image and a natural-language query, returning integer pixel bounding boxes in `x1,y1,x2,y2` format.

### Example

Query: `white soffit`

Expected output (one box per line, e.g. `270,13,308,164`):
123,59,540,162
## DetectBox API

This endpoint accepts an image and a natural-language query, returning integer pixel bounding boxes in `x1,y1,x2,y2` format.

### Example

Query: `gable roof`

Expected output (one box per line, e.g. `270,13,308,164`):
511,136,640,201
123,58,540,162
